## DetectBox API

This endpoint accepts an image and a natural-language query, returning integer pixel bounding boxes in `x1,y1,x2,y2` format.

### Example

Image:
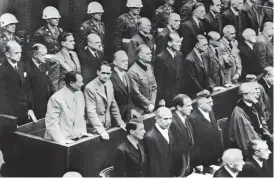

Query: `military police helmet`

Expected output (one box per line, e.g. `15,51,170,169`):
87,2,104,14
0,13,18,27
126,0,143,8
42,6,61,19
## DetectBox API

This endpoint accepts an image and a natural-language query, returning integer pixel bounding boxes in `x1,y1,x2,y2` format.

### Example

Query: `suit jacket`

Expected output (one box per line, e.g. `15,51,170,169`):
238,158,269,177
49,49,81,92
189,108,223,167
110,70,133,122
113,138,147,177
127,32,156,67
203,12,223,35
179,18,205,57
84,77,125,134
0,60,33,125
79,48,104,85
128,60,157,113
179,0,196,23
222,8,246,41
239,42,263,77
154,49,184,107
25,60,51,119
144,125,174,177
155,27,171,55
183,50,212,98
243,2,262,34
213,166,233,177
258,77,273,107
44,87,87,143
254,32,273,68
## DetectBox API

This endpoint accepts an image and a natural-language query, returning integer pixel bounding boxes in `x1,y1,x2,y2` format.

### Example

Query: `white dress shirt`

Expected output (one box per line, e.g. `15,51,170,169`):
7,60,18,70
198,108,211,122
114,67,126,85
224,165,237,178
167,48,175,58
32,58,41,69
231,7,239,16
127,135,139,149
253,157,263,168
176,110,186,125
155,123,169,143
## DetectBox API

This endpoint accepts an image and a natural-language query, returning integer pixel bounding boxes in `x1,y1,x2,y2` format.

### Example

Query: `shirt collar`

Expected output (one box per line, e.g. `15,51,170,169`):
210,10,217,18
167,25,174,32
243,100,253,107
224,165,237,178
194,48,202,61
263,32,272,41
263,77,271,88
32,58,41,68
231,7,239,16
155,123,169,143
127,135,139,149
192,16,200,27
7,59,17,69
246,0,253,7
63,86,76,102
198,107,211,121
167,48,175,58
88,48,97,57
253,157,264,168
114,67,125,80
176,111,186,124
136,59,148,71
245,41,254,50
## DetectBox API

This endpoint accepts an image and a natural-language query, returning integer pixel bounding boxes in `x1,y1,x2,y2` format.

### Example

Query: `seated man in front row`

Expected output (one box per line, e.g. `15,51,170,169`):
84,61,126,140
44,71,89,144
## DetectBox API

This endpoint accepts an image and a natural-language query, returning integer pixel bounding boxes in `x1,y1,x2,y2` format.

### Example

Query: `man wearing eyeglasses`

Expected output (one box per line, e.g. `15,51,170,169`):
224,82,272,158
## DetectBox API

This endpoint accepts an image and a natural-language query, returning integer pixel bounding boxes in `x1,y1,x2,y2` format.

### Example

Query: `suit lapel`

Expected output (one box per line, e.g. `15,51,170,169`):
164,50,177,71
193,51,205,69
60,50,76,70
126,139,141,163
112,70,128,95
95,78,108,102
191,19,201,34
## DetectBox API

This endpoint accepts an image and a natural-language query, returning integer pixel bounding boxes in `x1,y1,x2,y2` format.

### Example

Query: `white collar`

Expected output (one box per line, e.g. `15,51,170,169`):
167,25,174,32
192,16,201,27
263,32,272,41
224,165,238,178
194,48,203,61
176,110,186,124
127,135,139,149
245,41,254,50
231,7,239,16
243,100,253,107
246,0,253,7
155,123,169,143
167,48,176,58
210,10,217,18
263,77,271,88
198,107,211,122
7,59,18,69
114,67,126,81
253,157,263,168
32,58,41,69
88,48,97,57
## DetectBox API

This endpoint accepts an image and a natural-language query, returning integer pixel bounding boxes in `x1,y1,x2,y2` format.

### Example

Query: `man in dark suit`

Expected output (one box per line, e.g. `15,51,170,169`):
203,0,223,35
113,119,147,177
25,44,52,119
179,0,199,23
214,148,245,177
144,107,174,177
222,0,246,41
254,22,273,69
0,41,37,125
155,13,181,55
238,139,272,177
183,35,213,98
239,28,263,78
110,50,141,122
189,91,223,169
79,33,104,86
169,94,194,177
154,32,184,107
242,0,262,34
179,3,206,57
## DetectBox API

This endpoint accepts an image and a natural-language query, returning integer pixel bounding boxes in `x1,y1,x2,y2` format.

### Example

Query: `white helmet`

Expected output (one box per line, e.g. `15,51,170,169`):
87,2,104,14
0,13,18,27
42,6,61,19
126,0,143,8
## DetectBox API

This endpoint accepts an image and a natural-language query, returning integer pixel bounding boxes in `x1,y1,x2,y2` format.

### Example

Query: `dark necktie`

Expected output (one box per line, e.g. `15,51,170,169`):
104,85,108,99
14,64,18,71
69,53,78,71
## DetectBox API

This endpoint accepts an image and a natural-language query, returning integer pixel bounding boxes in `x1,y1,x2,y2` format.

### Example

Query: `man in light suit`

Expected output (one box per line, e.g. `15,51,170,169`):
49,32,81,92
110,51,140,122
44,71,89,144
84,61,126,140
254,22,273,68
128,44,157,114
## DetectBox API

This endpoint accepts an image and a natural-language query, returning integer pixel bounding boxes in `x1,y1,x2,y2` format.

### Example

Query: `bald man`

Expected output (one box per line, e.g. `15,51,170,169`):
214,149,245,177
110,50,141,122
224,82,272,157
239,28,262,78
254,22,273,68
79,33,105,85
127,18,155,67
0,41,37,125
144,107,175,177
155,13,181,55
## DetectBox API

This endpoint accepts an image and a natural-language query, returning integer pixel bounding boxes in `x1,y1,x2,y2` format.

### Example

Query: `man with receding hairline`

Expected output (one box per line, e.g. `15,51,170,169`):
204,0,223,35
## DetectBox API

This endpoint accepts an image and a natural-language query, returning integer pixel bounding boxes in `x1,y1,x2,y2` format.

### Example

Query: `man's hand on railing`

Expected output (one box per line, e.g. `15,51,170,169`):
131,109,141,119
147,104,155,113
28,110,37,123
100,131,110,140
120,124,126,131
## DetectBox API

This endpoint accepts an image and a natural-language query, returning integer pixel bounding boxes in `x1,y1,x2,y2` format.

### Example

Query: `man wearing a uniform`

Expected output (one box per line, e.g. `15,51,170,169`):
32,6,63,54
78,2,105,51
0,13,20,64
113,0,143,52
151,0,175,35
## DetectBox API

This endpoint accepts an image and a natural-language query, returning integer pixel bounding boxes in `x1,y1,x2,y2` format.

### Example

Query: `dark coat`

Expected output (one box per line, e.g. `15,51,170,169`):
144,125,174,177
155,27,171,55
203,12,223,35
254,32,273,68
179,18,205,57
242,2,261,33
0,60,33,125
183,50,212,98
154,49,184,107
238,158,269,177
79,48,104,86
112,138,147,177
213,166,233,177
239,42,263,77
25,60,51,119
258,77,273,108
179,0,196,23
189,108,223,167
222,8,246,41
110,70,133,122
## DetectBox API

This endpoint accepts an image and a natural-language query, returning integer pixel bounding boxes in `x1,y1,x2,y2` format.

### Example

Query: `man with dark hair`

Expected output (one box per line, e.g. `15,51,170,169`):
242,0,262,34
112,119,147,177
48,32,81,92
169,94,194,176
44,72,89,144
154,32,184,107
203,0,223,35
238,140,271,177
179,3,206,57
84,61,126,140
189,90,223,170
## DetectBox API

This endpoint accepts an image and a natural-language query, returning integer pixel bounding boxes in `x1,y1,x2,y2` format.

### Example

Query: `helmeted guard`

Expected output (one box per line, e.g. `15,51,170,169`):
113,0,143,52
